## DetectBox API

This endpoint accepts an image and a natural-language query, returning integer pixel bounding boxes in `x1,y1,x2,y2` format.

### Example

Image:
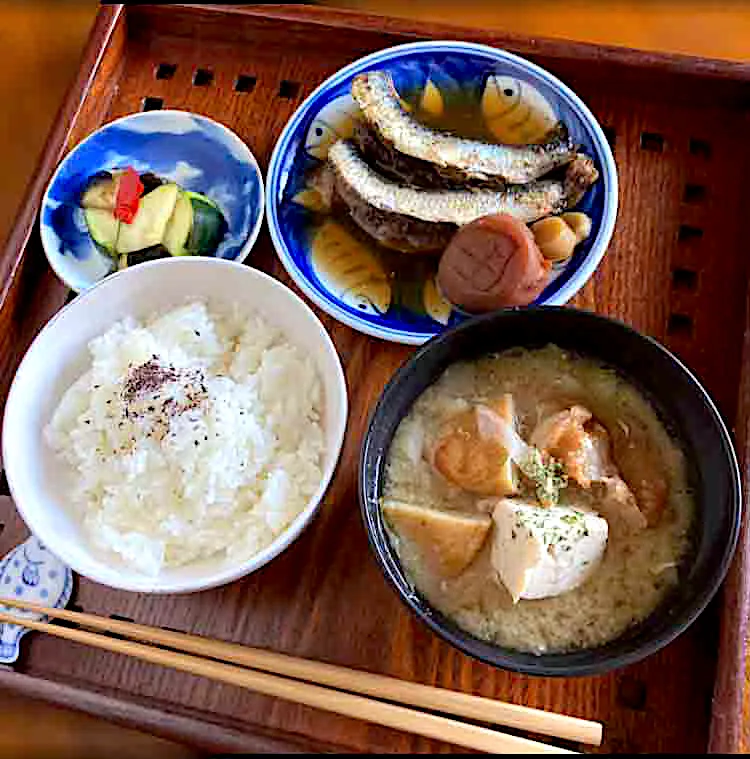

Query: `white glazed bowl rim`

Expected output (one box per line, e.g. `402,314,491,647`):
2,258,348,594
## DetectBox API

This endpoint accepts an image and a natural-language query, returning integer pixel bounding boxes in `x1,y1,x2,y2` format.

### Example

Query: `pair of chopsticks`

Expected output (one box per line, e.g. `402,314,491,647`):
0,599,601,754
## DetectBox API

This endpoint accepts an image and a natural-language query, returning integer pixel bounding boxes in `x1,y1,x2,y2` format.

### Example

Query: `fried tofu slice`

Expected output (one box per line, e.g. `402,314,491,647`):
430,393,518,496
486,394,518,494
382,500,492,577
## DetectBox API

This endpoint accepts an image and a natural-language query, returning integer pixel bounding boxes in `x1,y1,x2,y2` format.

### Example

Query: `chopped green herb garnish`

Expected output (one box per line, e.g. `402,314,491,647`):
518,447,569,507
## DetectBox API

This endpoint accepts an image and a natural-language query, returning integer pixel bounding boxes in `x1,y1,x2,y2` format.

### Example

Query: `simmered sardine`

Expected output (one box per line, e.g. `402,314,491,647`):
321,140,598,252
352,70,578,185
310,151,455,253
354,121,505,190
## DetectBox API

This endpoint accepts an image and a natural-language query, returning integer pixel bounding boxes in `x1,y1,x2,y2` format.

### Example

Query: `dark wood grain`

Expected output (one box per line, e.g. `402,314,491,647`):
708,270,750,754
1,3,749,753
0,661,351,755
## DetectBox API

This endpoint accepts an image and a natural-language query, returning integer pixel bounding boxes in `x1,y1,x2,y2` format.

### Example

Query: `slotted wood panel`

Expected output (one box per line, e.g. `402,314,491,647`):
1,4,749,754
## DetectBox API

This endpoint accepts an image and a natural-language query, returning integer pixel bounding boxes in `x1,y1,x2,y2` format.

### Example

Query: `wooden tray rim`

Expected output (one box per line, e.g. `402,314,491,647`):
1,3,749,753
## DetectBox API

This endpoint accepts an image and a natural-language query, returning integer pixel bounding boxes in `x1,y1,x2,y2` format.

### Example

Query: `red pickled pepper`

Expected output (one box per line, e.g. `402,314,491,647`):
114,167,144,224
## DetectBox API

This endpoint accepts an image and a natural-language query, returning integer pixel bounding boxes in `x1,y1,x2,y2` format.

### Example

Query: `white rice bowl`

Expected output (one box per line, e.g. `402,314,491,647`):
45,301,325,577
2,258,348,594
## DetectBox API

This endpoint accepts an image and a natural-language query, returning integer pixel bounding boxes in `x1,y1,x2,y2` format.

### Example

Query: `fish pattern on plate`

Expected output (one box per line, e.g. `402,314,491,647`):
267,43,613,345
0,536,73,663
481,74,559,145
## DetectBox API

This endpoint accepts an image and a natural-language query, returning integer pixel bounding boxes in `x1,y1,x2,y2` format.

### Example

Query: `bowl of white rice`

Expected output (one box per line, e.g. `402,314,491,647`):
2,257,348,593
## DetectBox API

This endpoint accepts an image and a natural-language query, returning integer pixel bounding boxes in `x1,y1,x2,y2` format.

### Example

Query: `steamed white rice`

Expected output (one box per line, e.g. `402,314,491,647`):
45,301,325,575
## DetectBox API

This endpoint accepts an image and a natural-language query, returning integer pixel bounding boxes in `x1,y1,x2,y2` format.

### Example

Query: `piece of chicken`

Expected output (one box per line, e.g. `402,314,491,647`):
630,476,669,526
598,475,648,533
490,498,608,602
382,500,492,577
531,406,648,533
430,395,517,496
607,421,669,527
530,405,600,486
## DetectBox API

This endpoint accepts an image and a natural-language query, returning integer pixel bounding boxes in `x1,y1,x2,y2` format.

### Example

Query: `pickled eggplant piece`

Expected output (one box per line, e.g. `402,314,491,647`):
80,171,120,211
118,245,171,270
139,172,164,194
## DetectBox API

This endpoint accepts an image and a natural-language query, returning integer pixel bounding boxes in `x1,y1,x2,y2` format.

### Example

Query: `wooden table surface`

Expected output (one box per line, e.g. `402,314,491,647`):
1,2,749,756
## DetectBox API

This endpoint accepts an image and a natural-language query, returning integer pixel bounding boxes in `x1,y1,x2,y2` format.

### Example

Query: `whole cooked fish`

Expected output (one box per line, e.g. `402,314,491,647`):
316,140,598,253
351,70,578,185
311,146,455,253
354,120,501,190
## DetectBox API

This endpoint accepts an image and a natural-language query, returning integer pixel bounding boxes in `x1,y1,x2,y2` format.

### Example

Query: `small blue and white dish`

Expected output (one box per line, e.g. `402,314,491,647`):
40,110,265,293
266,41,618,345
0,536,72,663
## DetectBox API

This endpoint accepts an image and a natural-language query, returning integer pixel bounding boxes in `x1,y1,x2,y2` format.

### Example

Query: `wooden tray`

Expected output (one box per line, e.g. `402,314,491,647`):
1,3,749,753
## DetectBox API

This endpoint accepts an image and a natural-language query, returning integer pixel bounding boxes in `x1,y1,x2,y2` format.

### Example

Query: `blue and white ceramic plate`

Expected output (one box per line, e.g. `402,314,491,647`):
266,41,618,345
41,110,265,293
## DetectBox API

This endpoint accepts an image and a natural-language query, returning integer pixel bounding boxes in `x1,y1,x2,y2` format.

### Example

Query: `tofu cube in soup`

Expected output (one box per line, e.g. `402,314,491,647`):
381,346,693,653
490,499,608,603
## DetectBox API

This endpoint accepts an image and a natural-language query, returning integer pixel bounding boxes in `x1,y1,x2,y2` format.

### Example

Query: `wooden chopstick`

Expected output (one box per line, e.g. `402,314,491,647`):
0,608,572,755
0,598,601,746
0,601,596,754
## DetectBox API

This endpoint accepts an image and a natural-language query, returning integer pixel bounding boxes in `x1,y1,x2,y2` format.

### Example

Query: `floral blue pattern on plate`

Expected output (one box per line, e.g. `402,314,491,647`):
40,110,265,293
266,41,617,345
0,536,73,663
